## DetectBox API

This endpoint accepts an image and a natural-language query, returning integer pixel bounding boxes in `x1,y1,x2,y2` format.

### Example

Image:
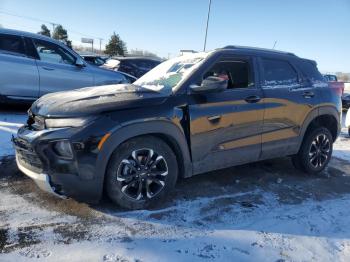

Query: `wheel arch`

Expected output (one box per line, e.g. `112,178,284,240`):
93,120,193,200
298,106,341,151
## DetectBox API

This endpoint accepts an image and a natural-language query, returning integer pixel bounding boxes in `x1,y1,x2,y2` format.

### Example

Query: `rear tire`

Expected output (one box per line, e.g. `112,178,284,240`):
292,127,333,175
105,136,178,210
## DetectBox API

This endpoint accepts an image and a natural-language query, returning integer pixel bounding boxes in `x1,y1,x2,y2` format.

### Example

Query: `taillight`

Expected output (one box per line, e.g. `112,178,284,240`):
329,82,344,96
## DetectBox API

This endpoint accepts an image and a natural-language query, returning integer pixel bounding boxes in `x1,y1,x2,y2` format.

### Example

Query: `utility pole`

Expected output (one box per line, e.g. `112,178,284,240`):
50,22,57,33
203,0,212,52
272,40,277,49
98,38,103,53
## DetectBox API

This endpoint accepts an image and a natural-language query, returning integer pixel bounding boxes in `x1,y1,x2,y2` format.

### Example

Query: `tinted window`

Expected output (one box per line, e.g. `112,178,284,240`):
329,75,337,81
262,59,298,87
33,39,76,65
83,56,94,62
24,38,39,59
137,60,158,70
0,34,25,56
204,58,254,89
298,60,324,82
324,74,337,82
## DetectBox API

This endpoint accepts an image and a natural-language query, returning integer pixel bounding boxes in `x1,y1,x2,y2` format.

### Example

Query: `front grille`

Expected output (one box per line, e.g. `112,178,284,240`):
14,138,43,173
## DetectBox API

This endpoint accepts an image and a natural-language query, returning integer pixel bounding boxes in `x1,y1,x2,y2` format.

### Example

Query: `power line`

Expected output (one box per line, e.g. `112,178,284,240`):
0,9,53,24
0,9,102,40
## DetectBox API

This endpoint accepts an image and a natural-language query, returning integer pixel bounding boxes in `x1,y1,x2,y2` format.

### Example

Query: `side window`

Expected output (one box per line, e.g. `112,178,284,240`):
24,38,39,59
33,39,76,65
262,59,298,88
120,60,133,69
203,58,255,89
138,60,157,70
0,34,26,56
298,60,324,83
329,75,337,81
83,56,95,64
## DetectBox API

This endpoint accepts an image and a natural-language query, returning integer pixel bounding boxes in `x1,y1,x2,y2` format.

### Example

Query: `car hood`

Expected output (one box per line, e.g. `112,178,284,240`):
31,84,169,117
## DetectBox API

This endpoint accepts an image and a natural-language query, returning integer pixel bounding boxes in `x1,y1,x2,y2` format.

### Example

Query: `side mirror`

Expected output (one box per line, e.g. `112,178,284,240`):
75,58,86,67
190,76,228,93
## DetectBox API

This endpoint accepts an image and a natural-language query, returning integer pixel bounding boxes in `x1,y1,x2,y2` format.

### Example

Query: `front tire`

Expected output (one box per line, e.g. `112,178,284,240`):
105,136,178,210
292,127,333,174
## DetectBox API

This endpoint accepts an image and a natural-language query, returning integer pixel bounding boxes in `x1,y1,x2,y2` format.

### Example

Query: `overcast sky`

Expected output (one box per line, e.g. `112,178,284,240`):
1,0,349,72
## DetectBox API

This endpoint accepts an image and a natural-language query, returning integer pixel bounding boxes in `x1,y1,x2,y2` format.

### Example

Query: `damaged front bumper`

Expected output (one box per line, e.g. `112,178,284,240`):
12,121,106,203
15,154,67,199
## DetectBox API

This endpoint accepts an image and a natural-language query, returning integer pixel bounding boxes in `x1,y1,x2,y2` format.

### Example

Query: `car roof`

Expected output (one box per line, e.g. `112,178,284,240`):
0,28,59,42
0,28,84,58
214,45,319,65
216,45,297,58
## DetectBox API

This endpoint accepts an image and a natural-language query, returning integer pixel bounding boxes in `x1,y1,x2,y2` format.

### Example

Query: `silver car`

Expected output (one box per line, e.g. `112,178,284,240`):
0,29,127,103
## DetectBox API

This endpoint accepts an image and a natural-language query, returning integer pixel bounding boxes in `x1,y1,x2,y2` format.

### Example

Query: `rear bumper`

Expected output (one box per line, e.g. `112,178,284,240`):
16,155,67,199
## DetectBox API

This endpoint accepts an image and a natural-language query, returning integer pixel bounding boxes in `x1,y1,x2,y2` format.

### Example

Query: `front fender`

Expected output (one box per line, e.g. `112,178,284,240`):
93,120,193,200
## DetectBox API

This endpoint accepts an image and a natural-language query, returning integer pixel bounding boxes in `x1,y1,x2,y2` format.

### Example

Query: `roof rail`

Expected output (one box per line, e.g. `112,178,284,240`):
222,45,296,56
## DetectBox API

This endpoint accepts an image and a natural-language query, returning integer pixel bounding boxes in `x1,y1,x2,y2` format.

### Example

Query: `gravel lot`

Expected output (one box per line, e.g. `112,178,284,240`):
1,108,350,261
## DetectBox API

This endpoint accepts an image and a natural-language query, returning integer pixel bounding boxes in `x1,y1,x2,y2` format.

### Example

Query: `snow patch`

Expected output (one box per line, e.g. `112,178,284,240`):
0,113,27,157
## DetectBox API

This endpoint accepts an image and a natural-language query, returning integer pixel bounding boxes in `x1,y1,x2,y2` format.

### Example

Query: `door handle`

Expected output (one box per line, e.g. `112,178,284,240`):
42,66,54,71
207,115,221,121
245,95,261,103
302,91,314,98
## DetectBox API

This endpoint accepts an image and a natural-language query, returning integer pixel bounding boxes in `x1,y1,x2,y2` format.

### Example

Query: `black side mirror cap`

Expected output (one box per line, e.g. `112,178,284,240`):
190,76,227,93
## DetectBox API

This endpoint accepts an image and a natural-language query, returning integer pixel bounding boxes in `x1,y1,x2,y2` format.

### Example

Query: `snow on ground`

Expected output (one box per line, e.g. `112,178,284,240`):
0,112,27,157
2,174,350,261
1,109,350,261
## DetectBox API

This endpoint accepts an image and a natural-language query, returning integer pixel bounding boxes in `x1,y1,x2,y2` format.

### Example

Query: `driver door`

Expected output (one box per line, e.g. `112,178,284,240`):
188,55,265,174
31,38,94,96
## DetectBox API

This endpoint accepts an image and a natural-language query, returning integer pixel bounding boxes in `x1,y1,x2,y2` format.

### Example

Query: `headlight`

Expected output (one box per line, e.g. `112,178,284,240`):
45,117,96,128
53,140,73,159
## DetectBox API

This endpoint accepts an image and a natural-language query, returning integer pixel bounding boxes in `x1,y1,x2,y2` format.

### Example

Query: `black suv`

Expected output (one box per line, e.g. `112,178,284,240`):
13,46,341,209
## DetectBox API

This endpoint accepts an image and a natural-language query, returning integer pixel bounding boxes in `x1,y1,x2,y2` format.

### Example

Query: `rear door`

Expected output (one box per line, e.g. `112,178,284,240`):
188,55,265,174
31,38,94,96
259,57,320,159
0,33,39,100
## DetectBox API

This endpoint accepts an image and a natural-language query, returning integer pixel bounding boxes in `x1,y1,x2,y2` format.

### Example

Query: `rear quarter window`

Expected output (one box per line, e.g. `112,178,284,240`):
298,60,324,82
261,58,298,88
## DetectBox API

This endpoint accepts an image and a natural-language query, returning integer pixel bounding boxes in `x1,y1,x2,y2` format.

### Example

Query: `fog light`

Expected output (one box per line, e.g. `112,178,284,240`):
53,140,73,159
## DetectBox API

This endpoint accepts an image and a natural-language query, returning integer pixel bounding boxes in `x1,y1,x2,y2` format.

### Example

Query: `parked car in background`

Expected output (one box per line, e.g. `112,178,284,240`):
343,93,350,109
81,54,137,82
80,54,108,66
323,74,338,82
323,74,349,109
346,110,350,136
14,46,341,210
102,57,162,78
0,29,128,103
